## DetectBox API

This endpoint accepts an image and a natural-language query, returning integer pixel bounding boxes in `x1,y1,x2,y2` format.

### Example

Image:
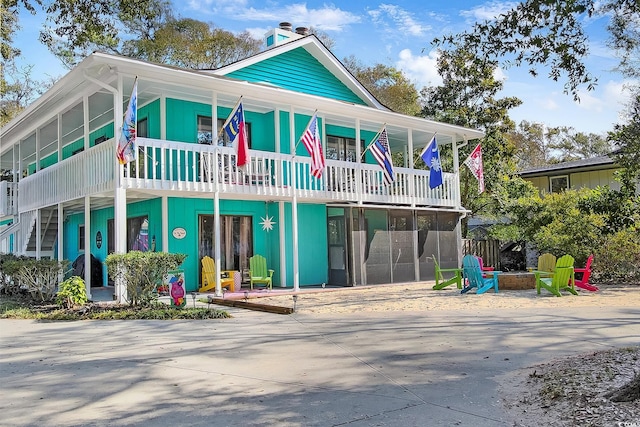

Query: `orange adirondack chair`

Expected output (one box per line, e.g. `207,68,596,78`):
574,255,598,291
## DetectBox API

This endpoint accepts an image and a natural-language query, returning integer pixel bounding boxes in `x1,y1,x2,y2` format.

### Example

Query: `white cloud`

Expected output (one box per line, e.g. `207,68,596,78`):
368,4,431,37
542,97,560,111
460,1,518,22
395,49,442,88
186,2,360,31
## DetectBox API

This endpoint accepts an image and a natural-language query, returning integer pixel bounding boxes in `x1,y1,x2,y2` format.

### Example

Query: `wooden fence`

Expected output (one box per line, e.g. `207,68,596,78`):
462,239,501,270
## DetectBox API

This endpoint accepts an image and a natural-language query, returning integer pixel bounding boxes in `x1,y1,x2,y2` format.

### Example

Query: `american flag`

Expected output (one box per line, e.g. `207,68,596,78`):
300,113,325,179
369,126,394,185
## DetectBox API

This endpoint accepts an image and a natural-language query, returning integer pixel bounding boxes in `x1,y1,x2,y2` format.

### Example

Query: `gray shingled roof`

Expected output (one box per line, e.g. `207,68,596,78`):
519,155,616,176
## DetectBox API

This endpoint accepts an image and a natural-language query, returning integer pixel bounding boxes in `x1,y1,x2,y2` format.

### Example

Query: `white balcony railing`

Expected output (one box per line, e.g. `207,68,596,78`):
15,137,460,213
0,181,18,217
18,141,115,212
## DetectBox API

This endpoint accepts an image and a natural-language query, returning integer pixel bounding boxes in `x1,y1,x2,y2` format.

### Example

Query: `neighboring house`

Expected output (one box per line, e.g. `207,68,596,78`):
0,25,483,301
520,155,620,194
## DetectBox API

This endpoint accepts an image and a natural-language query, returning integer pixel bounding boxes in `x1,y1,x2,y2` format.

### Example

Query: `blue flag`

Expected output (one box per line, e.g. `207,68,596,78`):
420,136,443,189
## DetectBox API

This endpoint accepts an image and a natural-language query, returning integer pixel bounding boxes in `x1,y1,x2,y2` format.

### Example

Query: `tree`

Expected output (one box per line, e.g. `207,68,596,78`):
434,0,640,101
28,0,262,69
419,46,523,236
123,18,262,69
343,56,421,116
507,121,550,169
1,62,55,127
609,90,640,193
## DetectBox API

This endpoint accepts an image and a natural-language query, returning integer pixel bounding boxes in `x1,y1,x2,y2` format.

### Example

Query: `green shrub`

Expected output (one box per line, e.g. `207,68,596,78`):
0,253,30,295
593,229,640,283
56,276,88,308
7,258,68,303
105,251,187,306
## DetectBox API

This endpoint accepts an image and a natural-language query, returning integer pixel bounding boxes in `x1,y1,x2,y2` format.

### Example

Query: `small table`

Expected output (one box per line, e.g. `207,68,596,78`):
498,272,536,290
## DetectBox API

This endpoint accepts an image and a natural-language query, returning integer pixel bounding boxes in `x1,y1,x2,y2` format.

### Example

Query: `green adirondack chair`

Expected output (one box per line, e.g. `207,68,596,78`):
432,255,463,290
249,254,274,290
534,254,578,297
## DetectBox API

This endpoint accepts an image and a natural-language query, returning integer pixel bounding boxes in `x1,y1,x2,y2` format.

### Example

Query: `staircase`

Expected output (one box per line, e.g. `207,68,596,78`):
0,208,59,257
25,207,59,258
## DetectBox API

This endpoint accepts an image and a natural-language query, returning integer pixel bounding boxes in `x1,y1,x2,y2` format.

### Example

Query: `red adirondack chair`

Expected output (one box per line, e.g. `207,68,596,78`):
574,254,598,291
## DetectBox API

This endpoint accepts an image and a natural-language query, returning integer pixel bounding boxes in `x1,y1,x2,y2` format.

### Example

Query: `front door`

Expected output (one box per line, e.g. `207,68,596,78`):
328,213,349,286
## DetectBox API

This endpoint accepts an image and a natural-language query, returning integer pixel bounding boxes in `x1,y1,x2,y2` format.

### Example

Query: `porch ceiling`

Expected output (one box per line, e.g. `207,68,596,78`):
1,53,483,170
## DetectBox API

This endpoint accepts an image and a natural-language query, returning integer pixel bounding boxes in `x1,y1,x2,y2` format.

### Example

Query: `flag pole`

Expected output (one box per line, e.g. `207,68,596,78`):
360,123,387,160
294,110,318,152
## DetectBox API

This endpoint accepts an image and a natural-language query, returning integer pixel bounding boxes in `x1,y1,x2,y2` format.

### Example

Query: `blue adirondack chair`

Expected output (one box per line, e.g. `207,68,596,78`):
461,254,500,294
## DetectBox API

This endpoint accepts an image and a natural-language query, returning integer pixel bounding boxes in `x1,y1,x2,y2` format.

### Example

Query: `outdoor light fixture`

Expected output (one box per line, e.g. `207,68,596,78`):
244,291,249,302
191,292,197,308
292,294,298,311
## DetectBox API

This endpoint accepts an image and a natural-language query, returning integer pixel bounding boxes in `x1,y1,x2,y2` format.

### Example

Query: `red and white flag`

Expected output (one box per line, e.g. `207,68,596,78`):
222,98,249,169
300,112,325,179
463,143,485,193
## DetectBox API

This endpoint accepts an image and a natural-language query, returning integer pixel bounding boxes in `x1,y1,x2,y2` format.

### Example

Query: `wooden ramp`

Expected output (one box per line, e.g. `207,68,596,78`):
208,296,294,315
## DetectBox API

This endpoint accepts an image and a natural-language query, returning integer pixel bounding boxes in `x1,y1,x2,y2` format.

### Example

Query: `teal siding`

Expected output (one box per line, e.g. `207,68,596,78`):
65,199,163,288
226,48,367,105
283,203,328,286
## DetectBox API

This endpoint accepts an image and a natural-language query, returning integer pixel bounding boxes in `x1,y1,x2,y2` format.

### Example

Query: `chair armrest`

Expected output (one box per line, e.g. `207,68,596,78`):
268,269,274,277
437,267,462,273
574,267,588,273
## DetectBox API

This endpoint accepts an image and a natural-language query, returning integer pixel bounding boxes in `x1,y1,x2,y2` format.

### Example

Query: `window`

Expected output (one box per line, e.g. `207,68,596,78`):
550,175,569,193
197,115,252,147
197,116,212,144
326,135,363,162
79,225,85,250
138,117,148,138
106,216,150,253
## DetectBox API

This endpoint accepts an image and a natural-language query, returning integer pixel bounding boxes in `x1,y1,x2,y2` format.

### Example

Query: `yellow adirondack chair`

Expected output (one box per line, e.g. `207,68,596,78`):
534,254,578,297
249,255,274,290
199,256,235,292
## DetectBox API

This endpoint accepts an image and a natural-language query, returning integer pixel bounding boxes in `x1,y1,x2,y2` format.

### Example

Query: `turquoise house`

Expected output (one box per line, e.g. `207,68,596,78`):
0,27,483,301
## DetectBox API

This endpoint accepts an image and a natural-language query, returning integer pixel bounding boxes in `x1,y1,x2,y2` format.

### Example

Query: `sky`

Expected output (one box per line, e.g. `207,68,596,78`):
13,0,635,135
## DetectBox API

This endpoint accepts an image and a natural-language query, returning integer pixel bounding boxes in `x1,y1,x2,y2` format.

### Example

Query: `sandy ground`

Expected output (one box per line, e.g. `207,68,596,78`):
244,281,640,315
237,282,640,426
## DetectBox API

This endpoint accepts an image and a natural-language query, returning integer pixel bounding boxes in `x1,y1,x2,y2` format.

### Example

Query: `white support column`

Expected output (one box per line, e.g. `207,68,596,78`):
58,203,64,282
355,118,362,205
114,75,128,303
160,94,167,140
83,94,90,150
84,196,92,299
290,106,299,291
162,196,169,252
35,127,41,173
408,129,416,208
57,113,62,162
35,209,41,259
275,108,286,287
213,190,222,296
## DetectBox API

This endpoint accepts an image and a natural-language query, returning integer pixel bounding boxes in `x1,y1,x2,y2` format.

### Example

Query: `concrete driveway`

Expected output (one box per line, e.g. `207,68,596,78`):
1,305,638,426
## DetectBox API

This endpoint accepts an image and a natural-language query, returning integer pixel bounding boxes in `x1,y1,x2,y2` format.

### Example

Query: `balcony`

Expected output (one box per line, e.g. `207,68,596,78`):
14,137,461,213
